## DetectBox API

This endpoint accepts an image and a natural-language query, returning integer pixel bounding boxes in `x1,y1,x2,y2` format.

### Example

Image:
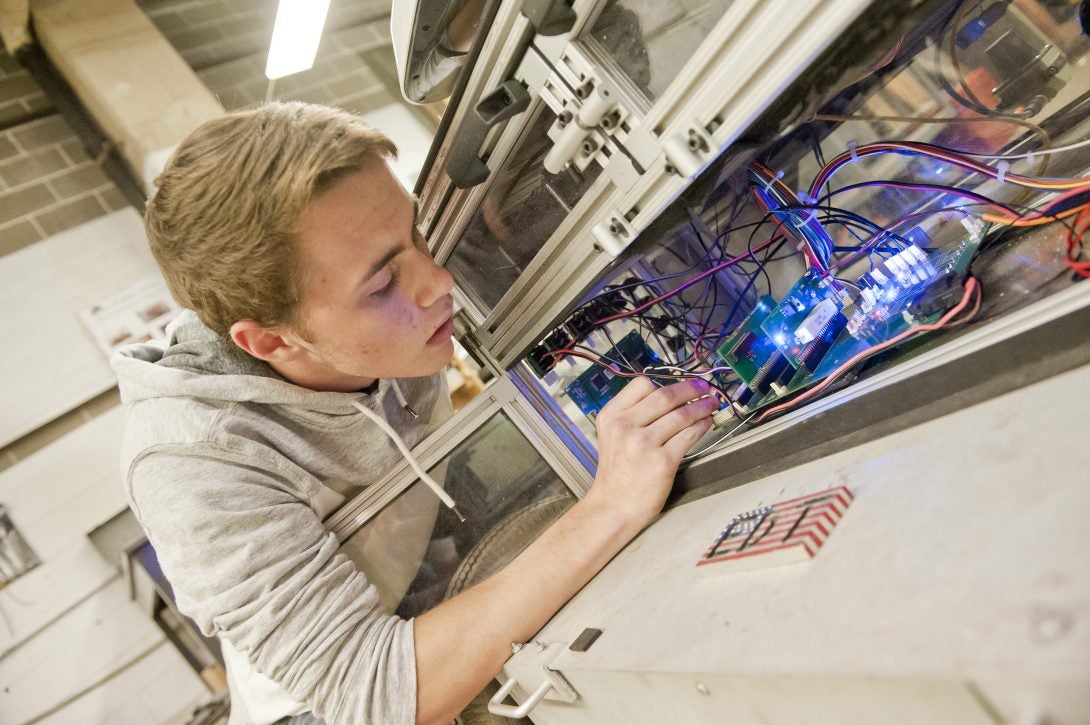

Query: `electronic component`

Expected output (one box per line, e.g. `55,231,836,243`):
847,238,981,344
526,328,573,377
564,331,659,419
716,296,778,394
718,272,851,400
759,271,848,368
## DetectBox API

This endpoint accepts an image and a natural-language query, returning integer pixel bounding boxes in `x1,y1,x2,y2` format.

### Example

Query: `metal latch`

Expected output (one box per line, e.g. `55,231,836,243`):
487,641,579,718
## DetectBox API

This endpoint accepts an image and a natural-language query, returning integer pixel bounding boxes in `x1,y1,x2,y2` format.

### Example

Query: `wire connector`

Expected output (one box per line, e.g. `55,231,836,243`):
712,407,737,428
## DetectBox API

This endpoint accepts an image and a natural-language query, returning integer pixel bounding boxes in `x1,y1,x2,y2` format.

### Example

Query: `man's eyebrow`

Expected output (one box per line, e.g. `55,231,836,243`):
362,199,420,284
363,246,402,282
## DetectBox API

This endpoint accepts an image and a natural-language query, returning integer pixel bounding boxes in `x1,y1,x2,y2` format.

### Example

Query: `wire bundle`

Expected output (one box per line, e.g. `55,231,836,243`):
540,132,1090,428
749,164,837,271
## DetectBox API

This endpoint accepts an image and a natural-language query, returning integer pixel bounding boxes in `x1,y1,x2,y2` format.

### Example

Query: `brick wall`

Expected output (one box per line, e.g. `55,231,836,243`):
194,18,397,113
0,50,50,125
0,50,129,258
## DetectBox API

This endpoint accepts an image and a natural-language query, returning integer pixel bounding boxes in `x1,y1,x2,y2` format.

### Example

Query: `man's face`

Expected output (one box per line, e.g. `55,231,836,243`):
289,160,455,391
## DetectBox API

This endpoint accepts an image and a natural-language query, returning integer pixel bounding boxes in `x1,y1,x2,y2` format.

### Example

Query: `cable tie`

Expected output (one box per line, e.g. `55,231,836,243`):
793,192,818,226
847,140,859,163
1024,150,1036,165
761,169,785,193
996,160,1010,184
793,211,818,227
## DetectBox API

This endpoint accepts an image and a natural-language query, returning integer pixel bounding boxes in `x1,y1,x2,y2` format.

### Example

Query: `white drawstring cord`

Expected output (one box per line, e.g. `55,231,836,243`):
350,398,465,522
389,379,417,418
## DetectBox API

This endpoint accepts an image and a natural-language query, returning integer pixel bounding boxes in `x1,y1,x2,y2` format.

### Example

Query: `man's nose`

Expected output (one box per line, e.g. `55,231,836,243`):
411,249,455,308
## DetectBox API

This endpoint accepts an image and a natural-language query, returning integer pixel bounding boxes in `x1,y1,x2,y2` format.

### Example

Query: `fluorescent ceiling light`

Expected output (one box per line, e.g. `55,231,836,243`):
265,0,332,80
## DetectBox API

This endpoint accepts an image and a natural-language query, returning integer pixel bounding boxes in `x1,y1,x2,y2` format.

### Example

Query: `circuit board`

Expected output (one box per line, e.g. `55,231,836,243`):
565,331,660,419
717,230,984,413
758,271,849,369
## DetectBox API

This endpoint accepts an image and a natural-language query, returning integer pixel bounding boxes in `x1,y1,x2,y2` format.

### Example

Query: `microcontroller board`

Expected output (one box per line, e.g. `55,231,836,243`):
565,331,660,419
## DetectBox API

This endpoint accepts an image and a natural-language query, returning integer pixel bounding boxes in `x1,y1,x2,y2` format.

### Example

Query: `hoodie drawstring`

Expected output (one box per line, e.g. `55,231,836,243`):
390,379,418,418
351,396,464,522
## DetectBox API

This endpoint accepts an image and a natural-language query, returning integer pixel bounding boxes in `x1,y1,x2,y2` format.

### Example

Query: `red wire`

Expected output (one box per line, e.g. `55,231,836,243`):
811,141,1090,197
750,182,821,269
755,277,981,422
1065,206,1090,277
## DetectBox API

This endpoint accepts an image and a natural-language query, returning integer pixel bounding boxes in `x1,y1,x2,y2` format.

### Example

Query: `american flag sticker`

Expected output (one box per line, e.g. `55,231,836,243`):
696,486,853,575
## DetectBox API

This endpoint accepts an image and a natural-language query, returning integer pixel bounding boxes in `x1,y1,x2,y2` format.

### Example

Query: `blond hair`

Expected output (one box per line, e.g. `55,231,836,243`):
146,102,398,336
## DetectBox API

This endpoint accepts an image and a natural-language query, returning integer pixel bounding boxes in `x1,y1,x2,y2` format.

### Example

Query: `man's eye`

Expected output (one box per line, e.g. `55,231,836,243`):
371,271,397,298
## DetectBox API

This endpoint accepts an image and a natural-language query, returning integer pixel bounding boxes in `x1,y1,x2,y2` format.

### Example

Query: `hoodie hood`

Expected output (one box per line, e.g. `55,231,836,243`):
113,310,395,415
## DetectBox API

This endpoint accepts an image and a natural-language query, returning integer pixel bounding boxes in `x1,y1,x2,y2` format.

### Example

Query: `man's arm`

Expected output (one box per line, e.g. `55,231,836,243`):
414,377,716,725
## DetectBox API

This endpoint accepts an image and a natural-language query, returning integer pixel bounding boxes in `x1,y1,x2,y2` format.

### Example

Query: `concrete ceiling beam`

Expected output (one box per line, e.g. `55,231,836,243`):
29,0,224,191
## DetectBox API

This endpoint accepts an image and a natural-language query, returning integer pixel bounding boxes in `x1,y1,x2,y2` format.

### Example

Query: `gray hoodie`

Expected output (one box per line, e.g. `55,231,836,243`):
112,311,452,725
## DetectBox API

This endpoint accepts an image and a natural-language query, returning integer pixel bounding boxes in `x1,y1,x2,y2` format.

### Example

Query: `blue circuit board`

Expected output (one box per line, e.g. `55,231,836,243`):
565,331,660,419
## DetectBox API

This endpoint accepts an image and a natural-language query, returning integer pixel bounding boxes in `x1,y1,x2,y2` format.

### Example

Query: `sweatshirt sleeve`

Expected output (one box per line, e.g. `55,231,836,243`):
127,445,416,725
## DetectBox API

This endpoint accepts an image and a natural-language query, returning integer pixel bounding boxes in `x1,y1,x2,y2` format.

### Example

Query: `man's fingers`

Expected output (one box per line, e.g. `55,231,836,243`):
663,412,714,458
629,378,710,427
647,394,717,443
602,375,656,411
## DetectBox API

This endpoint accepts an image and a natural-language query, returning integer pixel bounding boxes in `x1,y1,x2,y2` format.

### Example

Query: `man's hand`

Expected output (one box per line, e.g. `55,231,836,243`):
587,377,716,529
413,376,715,725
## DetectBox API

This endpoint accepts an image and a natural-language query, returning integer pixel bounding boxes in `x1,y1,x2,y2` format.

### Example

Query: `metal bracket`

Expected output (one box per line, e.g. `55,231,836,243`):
543,76,620,174
591,214,633,258
662,125,714,179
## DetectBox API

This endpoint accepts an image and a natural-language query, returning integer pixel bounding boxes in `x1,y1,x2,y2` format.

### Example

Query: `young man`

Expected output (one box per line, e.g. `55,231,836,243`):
114,102,715,725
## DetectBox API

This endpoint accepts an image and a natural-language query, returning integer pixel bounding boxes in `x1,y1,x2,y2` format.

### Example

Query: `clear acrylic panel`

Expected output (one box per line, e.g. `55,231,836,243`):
446,106,603,313
340,412,576,618
585,0,737,101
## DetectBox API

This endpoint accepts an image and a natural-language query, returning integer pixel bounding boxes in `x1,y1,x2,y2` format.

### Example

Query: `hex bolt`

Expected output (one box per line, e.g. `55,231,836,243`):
582,138,599,155
688,128,709,152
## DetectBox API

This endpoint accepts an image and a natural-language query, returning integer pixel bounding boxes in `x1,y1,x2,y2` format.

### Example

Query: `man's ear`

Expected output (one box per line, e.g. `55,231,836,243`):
229,319,307,362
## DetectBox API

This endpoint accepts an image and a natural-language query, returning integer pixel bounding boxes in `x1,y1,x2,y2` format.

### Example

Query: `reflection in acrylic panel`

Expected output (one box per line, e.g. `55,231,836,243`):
341,413,575,619
587,0,736,100
448,107,603,312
